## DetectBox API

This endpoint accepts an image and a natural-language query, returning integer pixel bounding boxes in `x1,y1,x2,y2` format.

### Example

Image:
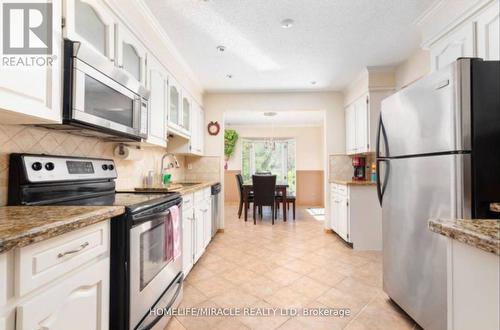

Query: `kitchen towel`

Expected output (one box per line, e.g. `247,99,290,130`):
164,215,173,263
169,205,181,260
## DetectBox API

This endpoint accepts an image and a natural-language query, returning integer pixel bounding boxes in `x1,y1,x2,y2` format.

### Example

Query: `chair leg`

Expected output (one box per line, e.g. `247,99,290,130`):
271,205,275,225
253,204,256,224
238,200,243,218
293,201,296,220
259,206,263,218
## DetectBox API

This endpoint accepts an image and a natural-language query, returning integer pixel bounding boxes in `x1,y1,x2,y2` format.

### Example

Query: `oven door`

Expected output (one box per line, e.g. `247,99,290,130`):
72,58,147,138
129,207,182,330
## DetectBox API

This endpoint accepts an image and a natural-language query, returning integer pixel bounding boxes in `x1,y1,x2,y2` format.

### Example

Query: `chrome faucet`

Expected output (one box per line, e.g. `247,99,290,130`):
161,153,180,178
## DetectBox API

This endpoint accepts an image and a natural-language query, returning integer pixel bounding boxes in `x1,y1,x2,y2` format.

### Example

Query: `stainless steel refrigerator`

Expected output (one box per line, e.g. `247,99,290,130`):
376,58,500,330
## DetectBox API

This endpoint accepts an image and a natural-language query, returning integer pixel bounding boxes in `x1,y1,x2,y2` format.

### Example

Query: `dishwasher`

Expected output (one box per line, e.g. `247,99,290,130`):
211,183,221,237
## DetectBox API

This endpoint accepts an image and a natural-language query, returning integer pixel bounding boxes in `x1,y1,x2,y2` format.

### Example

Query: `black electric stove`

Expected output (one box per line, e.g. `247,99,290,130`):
8,153,184,330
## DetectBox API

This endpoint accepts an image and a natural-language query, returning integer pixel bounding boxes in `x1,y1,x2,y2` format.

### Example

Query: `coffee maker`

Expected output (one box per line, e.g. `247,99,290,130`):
352,156,366,181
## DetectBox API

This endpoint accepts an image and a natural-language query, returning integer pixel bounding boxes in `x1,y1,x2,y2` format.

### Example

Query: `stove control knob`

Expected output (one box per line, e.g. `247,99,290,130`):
32,162,43,171
45,162,55,171
108,164,114,170
102,164,108,170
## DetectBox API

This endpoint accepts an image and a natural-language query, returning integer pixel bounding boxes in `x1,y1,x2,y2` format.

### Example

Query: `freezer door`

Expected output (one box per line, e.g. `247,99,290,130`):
383,154,469,330
380,59,472,157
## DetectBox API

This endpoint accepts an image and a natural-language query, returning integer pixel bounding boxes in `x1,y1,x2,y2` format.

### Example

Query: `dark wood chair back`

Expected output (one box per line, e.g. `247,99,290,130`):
236,174,244,199
252,175,276,205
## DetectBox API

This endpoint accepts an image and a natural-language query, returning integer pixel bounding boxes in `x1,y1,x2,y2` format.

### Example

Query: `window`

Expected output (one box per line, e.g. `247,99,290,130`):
241,138,296,194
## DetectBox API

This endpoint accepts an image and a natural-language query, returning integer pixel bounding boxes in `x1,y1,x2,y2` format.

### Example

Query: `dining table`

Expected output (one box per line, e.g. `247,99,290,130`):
242,182,289,222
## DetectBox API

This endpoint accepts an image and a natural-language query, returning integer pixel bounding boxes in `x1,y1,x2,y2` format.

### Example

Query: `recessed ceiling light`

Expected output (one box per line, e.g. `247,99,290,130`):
226,74,233,79
264,112,277,117
216,45,226,52
281,18,294,28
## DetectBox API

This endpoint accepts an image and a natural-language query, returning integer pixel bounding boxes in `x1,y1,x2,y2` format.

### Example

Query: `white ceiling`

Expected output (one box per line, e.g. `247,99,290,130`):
144,0,436,92
224,111,324,127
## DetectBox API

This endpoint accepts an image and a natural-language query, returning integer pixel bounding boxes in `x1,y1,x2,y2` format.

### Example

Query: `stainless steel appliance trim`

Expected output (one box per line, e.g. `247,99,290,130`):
72,59,143,137
73,41,150,99
129,208,182,330
22,155,117,183
455,58,472,151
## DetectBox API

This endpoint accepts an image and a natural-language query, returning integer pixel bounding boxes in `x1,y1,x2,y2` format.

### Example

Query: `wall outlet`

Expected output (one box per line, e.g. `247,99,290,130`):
187,163,193,170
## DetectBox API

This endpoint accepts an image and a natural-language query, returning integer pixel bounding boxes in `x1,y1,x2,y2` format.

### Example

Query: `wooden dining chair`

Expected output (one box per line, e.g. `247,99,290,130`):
236,174,253,218
275,194,296,220
252,175,277,225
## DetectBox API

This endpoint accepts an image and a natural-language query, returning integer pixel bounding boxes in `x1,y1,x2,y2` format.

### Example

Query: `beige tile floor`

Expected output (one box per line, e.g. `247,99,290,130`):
165,204,420,330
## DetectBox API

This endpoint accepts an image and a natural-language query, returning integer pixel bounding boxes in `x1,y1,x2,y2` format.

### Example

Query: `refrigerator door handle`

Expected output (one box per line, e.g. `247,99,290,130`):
376,159,390,206
376,115,389,158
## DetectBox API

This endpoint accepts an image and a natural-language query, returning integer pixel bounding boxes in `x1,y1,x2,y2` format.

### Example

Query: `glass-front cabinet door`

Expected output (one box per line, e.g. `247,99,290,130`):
116,26,148,84
182,95,191,132
168,77,181,129
63,0,116,61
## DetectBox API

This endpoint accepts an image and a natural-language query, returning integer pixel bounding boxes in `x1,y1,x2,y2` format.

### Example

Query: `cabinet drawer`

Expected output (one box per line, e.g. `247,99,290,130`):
16,221,109,296
182,193,194,209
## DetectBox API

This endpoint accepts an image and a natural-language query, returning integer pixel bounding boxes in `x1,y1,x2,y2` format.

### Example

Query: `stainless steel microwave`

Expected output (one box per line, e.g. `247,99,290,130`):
42,40,149,141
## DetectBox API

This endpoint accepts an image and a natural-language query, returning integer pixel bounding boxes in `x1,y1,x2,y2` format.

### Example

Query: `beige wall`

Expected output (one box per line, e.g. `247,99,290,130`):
343,69,396,106
203,92,345,157
225,125,324,171
204,91,344,226
395,49,431,90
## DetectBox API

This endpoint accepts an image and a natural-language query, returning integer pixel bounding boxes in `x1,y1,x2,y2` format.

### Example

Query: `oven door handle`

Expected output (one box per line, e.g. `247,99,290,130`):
134,273,184,330
132,209,170,226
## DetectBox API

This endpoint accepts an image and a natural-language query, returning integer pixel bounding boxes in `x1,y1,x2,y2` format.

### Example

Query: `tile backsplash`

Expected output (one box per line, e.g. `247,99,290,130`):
329,154,353,181
329,153,376,181
0,124,222,206
185,156,221,182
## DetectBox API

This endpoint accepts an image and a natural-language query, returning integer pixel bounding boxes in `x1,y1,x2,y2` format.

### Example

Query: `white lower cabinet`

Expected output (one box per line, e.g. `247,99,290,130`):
194,206,205,263
330,183,381,250
182,188,213,276
0,221,110,330
202,198,212,248
446,239,500,330
182,202,194,275
16,258,109,330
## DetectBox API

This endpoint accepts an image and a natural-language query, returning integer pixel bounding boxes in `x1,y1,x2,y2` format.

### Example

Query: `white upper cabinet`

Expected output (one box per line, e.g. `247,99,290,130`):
354,96,369,154
431,22,475,72
167,77,183,131
63,0,116,62
182,95,191,133
0,0,62,124
116,26,148,84
345,91,390,155
145,56,167,147
429,1,500,71
345,104,356,154
476,2,500,60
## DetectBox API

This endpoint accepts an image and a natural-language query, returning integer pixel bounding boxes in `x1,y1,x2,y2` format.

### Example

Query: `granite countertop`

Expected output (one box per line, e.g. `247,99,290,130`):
0,206,125,254
135,181,219,195
491,203,500,213
330,179,377,186
429,218,500,255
